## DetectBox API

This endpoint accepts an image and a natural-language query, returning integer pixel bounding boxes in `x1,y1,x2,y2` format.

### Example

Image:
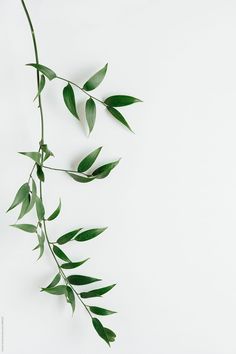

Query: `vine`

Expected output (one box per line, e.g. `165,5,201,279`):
7,0,141,346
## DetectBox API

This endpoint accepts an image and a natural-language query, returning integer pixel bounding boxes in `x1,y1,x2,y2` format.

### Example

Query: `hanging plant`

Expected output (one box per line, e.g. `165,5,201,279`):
7,0,141,346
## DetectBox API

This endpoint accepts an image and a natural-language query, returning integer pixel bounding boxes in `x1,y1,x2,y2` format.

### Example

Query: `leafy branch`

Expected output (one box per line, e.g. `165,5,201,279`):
7,0,141,346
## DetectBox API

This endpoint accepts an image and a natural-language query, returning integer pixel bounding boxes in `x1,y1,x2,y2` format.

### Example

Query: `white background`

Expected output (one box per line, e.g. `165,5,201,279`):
1,0,236,353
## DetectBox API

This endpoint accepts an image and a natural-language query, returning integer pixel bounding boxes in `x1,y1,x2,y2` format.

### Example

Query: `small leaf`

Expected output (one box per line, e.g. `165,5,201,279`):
75,228,107,242
47,199,61,221
85,98,96,133
77,147,102,173
18,194,30,219
36,164,45,182
89,306,116,316
83,63,108,91
36,196,45,220
45,273,61,288
68,173,95,183
104,328,116,342
66,286,76,313
107,106,132,131
67,275,101,286
57,229,81,245
34,74,46,101
40,144,54,161
7,183,30,212
27,179,37,213
19,151,41,164
104,95,141,107
80,284,116,298
27,63,56,80
92,160,120,179
61,259,89,269
92,318,110,346
53,245,71,262
63,83,79,119
37,230,45,259
11,224,37,233
42,285,67,295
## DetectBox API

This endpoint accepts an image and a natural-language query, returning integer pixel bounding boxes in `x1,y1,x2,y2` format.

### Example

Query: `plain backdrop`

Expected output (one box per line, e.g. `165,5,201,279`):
1,1,236,353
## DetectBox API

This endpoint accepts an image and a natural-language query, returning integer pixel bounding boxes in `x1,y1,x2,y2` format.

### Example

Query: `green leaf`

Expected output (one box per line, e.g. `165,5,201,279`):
80,284,116,298
92,160,120,179
34,74,46,101
45,273,61,288
11,224,37,233
47,199,61,221
40,144,54,161
77,147,102,173
75,228,107,242
92,318,110,346
18,194,30,220
63,83,79,119
83,63,108,91
36,196,45,220
57,229,81,245
67,275,101,286
27,179,37,213
104,95,141,107
66,286,76,313
104,328,116,342
107,106,132,131
7,183,30,212
61,259,89,269
42,285,67,295
89,306,116,316
26,63,56,80
85,98,96,134
36,164,45,182
19,151,41,164
68,173,95,183
37,230,45,260
53,245,71,262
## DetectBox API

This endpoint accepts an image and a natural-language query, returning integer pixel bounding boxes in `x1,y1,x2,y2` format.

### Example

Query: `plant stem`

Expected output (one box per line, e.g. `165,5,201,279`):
43,165,89,177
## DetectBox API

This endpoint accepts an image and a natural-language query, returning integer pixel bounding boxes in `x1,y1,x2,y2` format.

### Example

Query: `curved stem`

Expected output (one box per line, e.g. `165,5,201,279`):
43,165,89,177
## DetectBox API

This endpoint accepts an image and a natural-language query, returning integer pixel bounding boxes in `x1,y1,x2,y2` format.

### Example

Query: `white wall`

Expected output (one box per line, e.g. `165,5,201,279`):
1,0,236,353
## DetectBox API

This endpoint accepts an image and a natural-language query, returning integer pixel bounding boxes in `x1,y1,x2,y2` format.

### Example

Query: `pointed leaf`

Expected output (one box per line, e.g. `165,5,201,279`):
53,245,71,262
80,284,116,298
45,273,61,289
7,183,30,212
107,106,132,131
37,230,45,259
27,179,37,212
18,194,30,219
61,259,89,269
66,286,76,313
57,229,81,245
83,63,108,91
104,95,141,107
92,318,110,346
89,306,116,316
85,98,96,133
68,173,95,183
75,228,107,242
77,147,102,173
41,144,54,161
92,160,120,179
42,285,67,295
36,196,45,220
34,74,46,101
63,83,79,119
67,275,101,286
104,328,116,342
27,63,56,80
11,224,37,233
19,151,41,164
36,164,45,182
47,199,61,221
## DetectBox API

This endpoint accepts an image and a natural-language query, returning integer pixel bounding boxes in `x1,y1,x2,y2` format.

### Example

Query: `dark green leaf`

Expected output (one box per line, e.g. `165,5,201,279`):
85,98,96,134
61,259,89,269
66,286,76,313
37,230,45,260
40,144,54,161
19,151,41,164
75,228,107,242
92,160,120,179
18,194,30,219
27,179,37,213
68,173,95,183
47,199,61,221
83,63,108,91
36,164,45,182
34,74,46,101
77,147,102,173
7,183,30,212
45,273,61,288
36,196,45,220
57,229,81,245
63,83,79,119
26,63,56,80
11,224,37,233
53,245,71,262
104,328,116,342
92,318,110,346
42,285,67,295
67,275,101,286
107,106,132,131
89,306,116,316
80,284,116,298
104,95,141,107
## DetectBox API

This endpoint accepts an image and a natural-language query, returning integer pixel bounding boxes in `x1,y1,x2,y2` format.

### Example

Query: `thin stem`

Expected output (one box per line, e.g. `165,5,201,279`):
43,165,89,177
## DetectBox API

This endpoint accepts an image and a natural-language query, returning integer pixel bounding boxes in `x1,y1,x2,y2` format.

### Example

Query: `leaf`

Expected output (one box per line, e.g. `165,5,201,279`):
53,245,71,262
68,173,95,183
36,196,45,220
61,259,89,269
45,273,61,289
92,160,120,179
107,106,132,131
104,328,116,342
80,284,116,298
36,164,45,182
37,230,45,259
85,98,96,134
34,74,46,101
27,179,37,213
92,318,110,346
42,285,67,295
18,194,30,219
89,306,116,316
47,199,61,221
104,95,141,107
26,63,56,80
40,144,54,161
57,229,81,245
66,286,76,313
67,275,101,286
63,83,79,119
77,147,102,173
83,63,108,91
75,227,107,242
19,151,42,164
7,183,30,212
11,224,37,233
